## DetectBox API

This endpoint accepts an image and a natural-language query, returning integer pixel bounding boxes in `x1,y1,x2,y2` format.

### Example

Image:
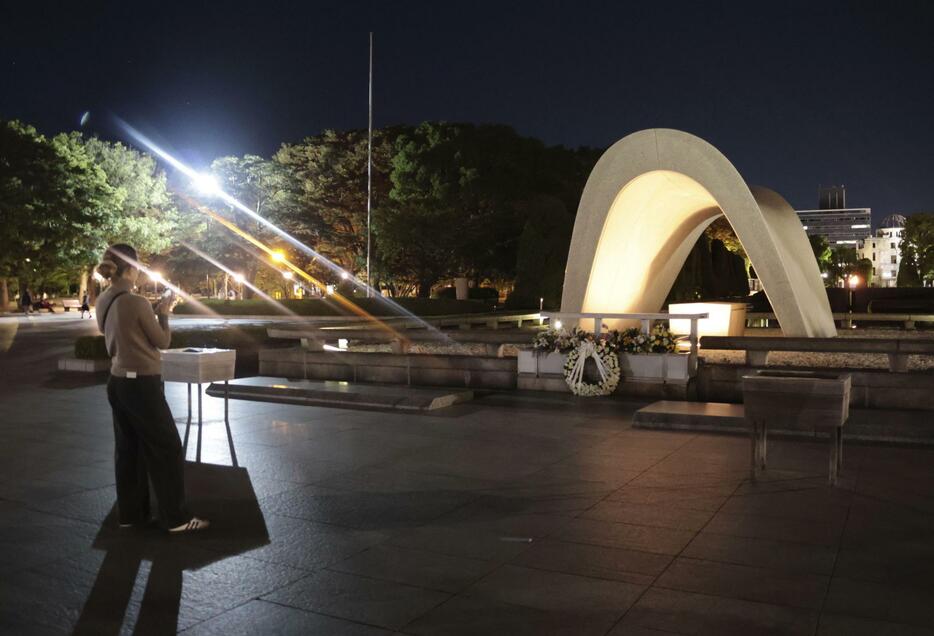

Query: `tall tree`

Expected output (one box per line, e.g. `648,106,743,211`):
83,137,177,255
808,234,832,284
898,213,934,286
388,122,553,289
0,121,113,305
274,128,398,275
507,195,574,309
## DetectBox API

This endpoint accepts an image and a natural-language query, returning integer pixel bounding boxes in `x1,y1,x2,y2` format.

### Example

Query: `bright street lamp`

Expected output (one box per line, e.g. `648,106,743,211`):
193,173,220,196
233,273,245,284
271,250,286,263
848,274,860,289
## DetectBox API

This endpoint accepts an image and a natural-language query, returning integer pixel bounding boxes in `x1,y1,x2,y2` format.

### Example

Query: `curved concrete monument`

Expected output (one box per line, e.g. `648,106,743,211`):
561,128,836,337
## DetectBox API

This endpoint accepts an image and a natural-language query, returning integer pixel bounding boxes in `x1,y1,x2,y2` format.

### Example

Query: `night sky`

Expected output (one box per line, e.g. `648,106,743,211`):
2,0,932,219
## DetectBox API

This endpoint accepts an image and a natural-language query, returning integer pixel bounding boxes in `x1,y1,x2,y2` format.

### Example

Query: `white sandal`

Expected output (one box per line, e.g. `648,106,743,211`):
169,517,210,533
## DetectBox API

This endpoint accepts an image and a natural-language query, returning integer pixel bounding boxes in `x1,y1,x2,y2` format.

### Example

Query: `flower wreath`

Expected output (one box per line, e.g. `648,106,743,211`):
563,339,621,397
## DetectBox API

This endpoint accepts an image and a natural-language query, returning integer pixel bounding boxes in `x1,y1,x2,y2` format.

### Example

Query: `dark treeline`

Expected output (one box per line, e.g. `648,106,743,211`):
2,117,774,310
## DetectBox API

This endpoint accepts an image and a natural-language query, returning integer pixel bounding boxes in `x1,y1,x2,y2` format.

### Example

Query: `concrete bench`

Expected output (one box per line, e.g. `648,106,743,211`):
700,335,934,373
61,299,82,311
267,327,537,357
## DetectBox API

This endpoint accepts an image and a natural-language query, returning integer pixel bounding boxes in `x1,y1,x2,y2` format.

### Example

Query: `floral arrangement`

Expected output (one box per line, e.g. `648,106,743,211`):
533,324,678,355
532,326,590,355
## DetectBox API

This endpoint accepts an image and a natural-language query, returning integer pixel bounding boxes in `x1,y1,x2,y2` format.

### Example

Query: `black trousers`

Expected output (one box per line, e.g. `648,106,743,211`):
107,375,189,528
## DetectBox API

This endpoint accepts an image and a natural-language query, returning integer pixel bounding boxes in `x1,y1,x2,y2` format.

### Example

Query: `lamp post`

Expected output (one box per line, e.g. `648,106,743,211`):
282,270,293,299
847,274,860,329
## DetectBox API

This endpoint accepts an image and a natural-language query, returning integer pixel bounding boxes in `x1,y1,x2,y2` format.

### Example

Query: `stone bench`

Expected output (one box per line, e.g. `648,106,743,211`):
267,327,536,357
700,335,934,373
61,299,82,311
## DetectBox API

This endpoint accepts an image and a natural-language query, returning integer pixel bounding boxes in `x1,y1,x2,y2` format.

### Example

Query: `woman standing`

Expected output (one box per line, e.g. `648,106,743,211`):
96,244,209,533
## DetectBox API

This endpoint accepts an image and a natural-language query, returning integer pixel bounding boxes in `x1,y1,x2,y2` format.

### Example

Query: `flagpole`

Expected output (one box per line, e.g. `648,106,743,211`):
366,32,373,297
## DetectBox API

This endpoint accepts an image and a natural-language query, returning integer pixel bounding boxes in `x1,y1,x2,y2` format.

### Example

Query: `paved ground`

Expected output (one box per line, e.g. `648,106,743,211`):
2,314,934,634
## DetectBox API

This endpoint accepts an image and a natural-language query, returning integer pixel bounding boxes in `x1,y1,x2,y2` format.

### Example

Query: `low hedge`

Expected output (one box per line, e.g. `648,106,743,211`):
435,287,499,302
173,297,493,317
74,326,274,360
75,335,110,360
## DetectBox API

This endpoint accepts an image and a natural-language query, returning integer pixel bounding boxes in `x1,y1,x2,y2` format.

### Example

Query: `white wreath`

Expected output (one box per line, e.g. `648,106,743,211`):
563,340,621,396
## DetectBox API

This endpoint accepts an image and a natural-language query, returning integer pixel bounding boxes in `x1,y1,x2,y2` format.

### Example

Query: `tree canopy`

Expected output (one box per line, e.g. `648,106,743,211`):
898,213,934,287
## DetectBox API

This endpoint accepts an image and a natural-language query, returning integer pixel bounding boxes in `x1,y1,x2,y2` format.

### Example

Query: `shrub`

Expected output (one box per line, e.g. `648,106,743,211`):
435,287,499,303
75,336,109,360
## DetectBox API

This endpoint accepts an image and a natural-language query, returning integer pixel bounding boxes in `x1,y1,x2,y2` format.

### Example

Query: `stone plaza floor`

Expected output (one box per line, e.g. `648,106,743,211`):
2,316,934,634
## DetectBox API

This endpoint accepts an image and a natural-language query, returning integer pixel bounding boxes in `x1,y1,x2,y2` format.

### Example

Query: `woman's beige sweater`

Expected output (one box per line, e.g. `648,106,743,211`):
95,279,171,377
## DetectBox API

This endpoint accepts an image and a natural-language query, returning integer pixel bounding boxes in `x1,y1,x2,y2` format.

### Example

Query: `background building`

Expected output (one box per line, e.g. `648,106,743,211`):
796,185,872,246
857,214,906,287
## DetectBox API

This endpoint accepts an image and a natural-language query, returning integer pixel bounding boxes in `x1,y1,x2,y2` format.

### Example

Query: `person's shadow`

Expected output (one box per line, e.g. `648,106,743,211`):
72,457,269,635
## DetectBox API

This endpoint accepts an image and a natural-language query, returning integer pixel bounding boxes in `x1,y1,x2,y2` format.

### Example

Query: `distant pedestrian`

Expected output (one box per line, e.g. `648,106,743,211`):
96,243,209,534
20,289,32,314
80,292,91,319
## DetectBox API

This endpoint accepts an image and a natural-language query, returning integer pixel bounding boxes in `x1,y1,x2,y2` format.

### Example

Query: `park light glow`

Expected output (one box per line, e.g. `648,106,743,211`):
341,271,349,280
271,250,286,263
149,271,164,284
848,274,861,288
554,319,563,330
282,271,293,280
181,242,297,316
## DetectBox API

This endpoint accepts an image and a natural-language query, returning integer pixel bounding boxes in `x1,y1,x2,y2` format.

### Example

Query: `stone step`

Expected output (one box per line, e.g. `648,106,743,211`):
633,399,934,445
205,376,473,411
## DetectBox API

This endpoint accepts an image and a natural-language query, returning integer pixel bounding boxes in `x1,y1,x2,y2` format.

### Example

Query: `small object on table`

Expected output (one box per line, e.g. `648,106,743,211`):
160,348,237,465
742,370,850,485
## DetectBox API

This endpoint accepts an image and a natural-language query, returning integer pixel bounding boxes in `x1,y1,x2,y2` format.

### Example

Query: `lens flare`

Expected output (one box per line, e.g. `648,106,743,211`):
114,117,448,340
181,242,297,316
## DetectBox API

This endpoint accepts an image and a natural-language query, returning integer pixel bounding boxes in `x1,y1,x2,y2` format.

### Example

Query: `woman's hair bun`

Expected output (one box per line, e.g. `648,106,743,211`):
98,244,138,280
97,259,117,280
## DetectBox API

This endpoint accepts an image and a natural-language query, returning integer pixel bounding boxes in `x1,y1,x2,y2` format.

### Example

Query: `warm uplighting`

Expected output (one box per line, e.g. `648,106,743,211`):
149,271,164,283
848,274,860,288
271,250,286,263
669,302,746,337
554,319,563,330
282,271,293,280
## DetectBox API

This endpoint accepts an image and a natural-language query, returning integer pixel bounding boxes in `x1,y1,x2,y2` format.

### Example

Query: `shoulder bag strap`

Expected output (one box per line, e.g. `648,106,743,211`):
101,291,130,356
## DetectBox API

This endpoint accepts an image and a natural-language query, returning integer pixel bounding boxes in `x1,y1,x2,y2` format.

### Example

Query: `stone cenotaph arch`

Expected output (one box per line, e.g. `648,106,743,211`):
561,128,837,337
